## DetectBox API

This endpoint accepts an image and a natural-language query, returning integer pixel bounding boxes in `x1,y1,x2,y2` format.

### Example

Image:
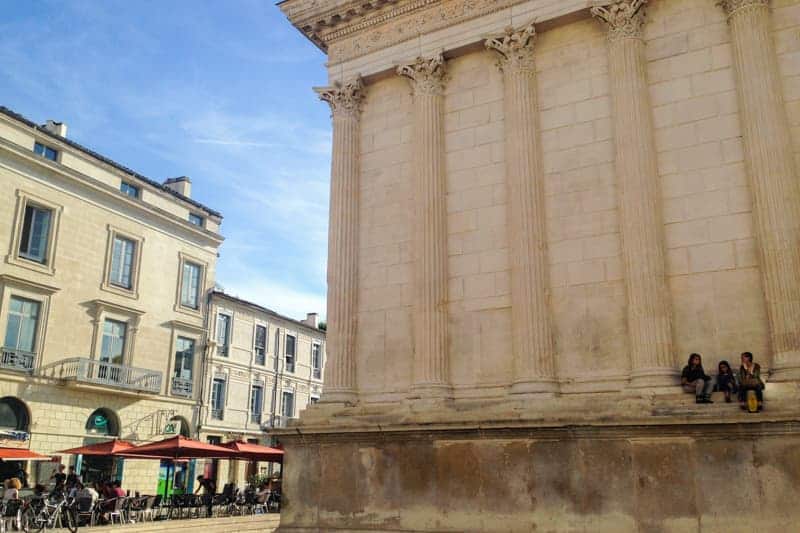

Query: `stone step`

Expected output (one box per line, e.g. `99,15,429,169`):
88,514,280,533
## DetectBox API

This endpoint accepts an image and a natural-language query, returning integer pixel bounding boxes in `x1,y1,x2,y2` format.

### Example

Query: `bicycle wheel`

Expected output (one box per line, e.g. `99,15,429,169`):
61,507,79,533
21,507,44,533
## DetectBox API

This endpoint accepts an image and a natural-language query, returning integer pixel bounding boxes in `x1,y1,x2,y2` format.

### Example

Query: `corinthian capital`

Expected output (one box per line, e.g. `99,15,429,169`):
717,0,769,18
315,76,365,118
485,22,537,72
591,0,647,42
397,53,448,96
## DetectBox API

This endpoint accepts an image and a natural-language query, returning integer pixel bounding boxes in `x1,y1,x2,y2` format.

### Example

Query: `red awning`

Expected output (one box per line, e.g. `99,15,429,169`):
57,440,135,456
115,436,237,460
221,441,284,462
0,447,51,461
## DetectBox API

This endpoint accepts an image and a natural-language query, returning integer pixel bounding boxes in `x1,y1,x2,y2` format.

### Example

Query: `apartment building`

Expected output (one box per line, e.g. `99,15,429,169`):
199,290,325,484
0,106,223,492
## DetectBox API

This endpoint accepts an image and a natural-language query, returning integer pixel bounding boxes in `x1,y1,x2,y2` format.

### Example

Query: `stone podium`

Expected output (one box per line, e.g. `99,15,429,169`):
278,1,800,530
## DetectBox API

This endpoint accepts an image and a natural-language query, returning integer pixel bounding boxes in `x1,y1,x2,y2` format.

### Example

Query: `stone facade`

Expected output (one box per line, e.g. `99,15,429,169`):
0,107,222,494
198,291,325,486
280,0,800,530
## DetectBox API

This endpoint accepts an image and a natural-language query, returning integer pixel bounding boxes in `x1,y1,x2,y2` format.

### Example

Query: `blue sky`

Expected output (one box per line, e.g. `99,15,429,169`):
0,1,333,320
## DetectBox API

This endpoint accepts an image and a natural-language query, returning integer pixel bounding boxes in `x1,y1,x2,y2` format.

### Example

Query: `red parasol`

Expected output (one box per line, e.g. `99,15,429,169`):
57,440,135,456
0,447,51,461
221,440,284,462
115,435,237,460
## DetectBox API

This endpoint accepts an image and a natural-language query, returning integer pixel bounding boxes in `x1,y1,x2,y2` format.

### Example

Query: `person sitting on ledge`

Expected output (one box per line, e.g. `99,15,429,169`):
681,353,714,404
715,360,738,403
738,351,765,412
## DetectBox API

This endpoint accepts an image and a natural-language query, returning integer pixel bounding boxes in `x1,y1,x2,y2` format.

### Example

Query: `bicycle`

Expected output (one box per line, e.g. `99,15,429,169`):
21,493,78,533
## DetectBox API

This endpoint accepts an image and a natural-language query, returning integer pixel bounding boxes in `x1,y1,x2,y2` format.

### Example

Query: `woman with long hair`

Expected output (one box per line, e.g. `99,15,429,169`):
681,353,714,404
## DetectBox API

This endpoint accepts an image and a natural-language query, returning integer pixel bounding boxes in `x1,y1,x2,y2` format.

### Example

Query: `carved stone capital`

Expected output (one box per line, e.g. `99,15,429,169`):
397,54,448,96
591,0,647,42
315,76,365,117
485,22,537,72
717,0,769,18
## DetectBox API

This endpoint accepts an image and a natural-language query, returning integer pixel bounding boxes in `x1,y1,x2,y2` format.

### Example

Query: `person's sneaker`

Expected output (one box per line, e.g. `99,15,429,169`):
695,396,704,404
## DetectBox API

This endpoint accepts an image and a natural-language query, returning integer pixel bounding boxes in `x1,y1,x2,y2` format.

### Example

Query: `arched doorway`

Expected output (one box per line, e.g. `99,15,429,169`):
82,408,121,484
0,397,30,483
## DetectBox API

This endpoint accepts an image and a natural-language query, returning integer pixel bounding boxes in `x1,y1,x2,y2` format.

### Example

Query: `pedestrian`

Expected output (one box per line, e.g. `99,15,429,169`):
738,351,765,412
195,475,216,517
715,360,738,403
681,353,714,404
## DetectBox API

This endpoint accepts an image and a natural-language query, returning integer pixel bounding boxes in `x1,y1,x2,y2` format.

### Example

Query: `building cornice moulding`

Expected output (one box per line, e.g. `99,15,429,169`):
283,0,537,64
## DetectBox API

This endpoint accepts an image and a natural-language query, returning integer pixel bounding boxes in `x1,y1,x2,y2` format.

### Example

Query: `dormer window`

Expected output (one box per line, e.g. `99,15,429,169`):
188,213,204,227
120,182,140,199
33,142,58,161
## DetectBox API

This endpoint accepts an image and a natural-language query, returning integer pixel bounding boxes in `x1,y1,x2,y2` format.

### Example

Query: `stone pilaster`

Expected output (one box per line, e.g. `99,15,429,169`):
315,77,365,403
486,24,558,394
592,0,676,388
397,54,451,398
719,0,800,381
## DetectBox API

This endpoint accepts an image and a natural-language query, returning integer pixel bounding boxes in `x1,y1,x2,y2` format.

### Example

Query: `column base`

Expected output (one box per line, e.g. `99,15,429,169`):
768,353,800,382
408,383,453,400
320,389,358,405
510,378,560,396
628,367,680,389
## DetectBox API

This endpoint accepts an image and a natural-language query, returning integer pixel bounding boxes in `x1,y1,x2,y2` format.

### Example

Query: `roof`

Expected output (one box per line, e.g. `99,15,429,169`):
0,106,222,219
211,290,325,335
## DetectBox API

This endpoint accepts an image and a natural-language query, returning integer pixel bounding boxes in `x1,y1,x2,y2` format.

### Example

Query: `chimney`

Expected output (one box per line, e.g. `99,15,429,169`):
304,312,319,329
163,176,192,198
43,120,67,138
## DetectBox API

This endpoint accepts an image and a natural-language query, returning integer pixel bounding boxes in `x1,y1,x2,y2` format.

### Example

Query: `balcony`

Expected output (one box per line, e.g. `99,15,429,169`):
210,408,224,420
171,377,193,397
38,357,162,394
268,414,289,428
250,412,262,425
0,348,35,372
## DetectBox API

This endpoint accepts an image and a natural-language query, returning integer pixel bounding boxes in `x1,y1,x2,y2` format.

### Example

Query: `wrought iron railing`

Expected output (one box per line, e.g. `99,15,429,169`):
269,414,289,428
38,357,162,394
0,348,35,372
171,377,193,397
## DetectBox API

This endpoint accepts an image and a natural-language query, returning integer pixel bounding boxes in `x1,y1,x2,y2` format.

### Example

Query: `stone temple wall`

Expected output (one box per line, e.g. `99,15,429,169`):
278,0,800,530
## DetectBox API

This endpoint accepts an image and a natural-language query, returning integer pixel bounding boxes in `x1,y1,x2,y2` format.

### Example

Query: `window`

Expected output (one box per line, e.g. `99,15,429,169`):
285,334,296,373
188,213,204,227
273,329,280,371
310,397,319,405
281,391,294,419
216,314,231,356
254,325,266,365
4,297,40,355
174,337,194,380
18,204,52,264
180,261,201,309
250,385,263,423
109,236,136,289
211,378,225,419
312,343,322,379
120,182,139,198
85,408,119,437
0,398,29,431
33,142,57,161
100,319,126,366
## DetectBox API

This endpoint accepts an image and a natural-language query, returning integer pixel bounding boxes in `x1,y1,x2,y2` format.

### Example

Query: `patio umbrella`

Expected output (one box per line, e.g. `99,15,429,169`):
57,440,135,456
0,447,51,461
115,435,237,460
221,440,284,462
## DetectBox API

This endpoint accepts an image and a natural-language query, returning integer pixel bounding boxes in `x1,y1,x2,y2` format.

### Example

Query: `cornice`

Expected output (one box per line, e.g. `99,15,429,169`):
282,0,532,64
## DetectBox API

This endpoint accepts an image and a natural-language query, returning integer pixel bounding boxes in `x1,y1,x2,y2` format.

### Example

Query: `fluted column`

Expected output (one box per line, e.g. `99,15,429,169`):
486,24,558,394
719,0,800,381
592,1,676,388
398,55,451,398
315,77,365,403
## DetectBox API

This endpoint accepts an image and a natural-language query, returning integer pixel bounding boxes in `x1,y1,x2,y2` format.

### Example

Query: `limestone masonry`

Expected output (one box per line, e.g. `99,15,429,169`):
279,0,800,531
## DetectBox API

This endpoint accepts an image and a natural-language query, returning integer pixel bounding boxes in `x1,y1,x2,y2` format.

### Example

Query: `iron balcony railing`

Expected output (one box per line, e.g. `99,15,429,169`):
269,414,289,428
38,357,162,394
0,348,35,372
171,377,193,397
